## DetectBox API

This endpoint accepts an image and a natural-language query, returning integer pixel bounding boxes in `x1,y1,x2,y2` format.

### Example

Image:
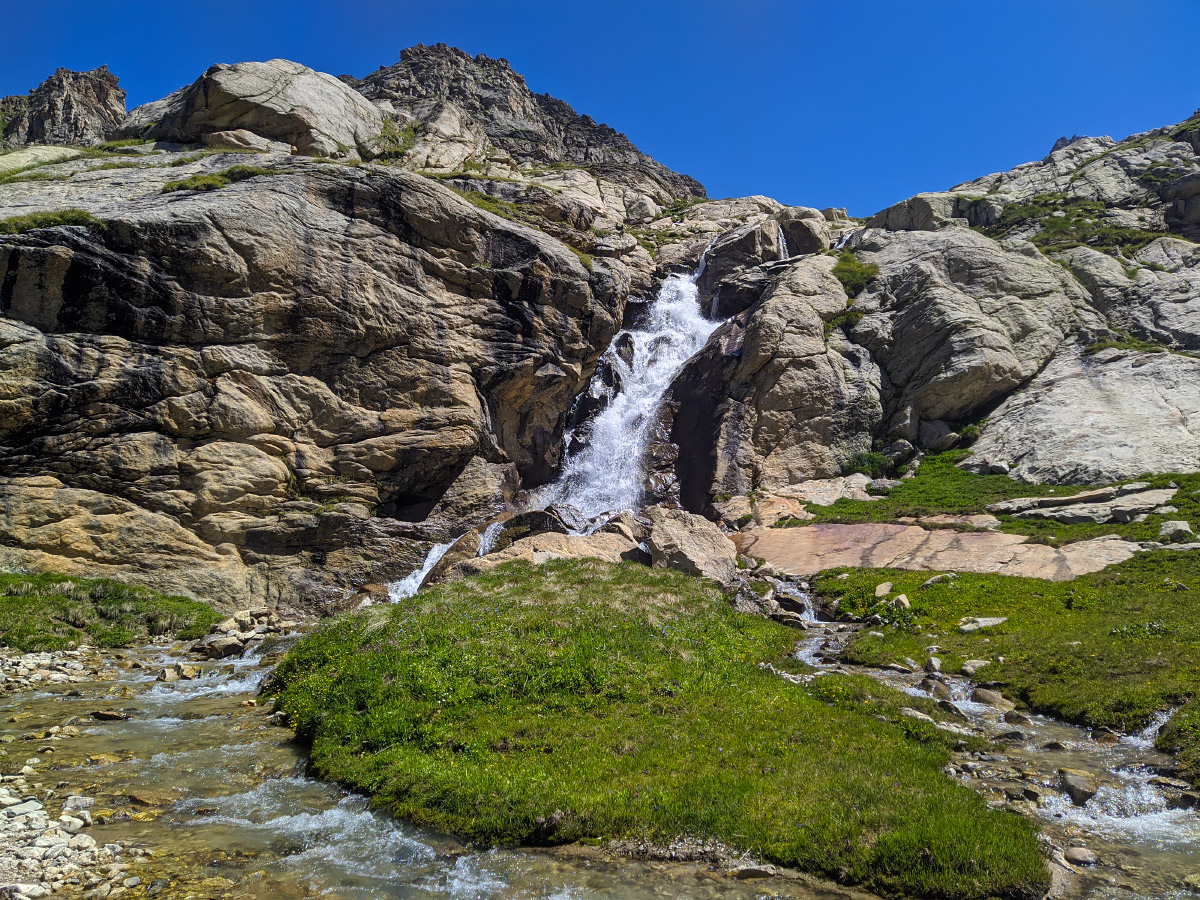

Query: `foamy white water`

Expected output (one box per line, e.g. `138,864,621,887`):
777,223,790,259
387,542,452,601
535,271,718,520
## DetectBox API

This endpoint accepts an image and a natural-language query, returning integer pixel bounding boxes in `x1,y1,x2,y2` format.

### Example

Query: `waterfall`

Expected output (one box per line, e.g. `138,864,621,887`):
777,223,790,259
387,542,452,601
476,521,504,557
534,266,719,521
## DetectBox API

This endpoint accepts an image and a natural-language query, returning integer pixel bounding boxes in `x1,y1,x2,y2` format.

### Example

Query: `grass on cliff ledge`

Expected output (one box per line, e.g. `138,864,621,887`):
267,559,1047,900
0,572,218,651
817,550,1200,783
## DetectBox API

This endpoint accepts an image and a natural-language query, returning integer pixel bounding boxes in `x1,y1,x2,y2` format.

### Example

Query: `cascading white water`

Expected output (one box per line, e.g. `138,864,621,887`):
386,542,451,602
777,223,790,259
476,521,504,557
534,269,719,520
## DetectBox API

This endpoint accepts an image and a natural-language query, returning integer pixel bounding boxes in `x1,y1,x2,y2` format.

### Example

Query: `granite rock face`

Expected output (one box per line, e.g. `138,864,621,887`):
0,151,622,608
352,44,703,199
123,59,384,158
2,66,126,147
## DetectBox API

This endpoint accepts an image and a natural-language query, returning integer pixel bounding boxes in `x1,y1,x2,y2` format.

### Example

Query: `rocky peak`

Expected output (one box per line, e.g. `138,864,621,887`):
355,43,703,199
2,65,125,146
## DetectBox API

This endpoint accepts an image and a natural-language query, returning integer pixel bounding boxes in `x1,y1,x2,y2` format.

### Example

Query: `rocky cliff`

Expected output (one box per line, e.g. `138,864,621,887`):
1,66,126,147
1,49,1198,608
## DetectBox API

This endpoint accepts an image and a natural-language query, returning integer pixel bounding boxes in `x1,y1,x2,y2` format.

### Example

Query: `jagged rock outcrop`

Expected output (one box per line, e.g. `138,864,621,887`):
0,150,622,608
121,60,384,158
352,44,703,200
2,66,125,147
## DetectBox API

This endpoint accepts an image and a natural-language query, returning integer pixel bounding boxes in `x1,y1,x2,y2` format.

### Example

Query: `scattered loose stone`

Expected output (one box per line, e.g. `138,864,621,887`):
1060,769,1099,806
1065,847,1099,866
961,659,991,676
873,582,892,598
959,616,1007,634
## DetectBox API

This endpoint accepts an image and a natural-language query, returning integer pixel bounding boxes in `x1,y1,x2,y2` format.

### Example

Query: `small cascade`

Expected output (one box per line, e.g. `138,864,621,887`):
476,521,504,557
777,223,790,260
387,542,452,601
534,261,719,521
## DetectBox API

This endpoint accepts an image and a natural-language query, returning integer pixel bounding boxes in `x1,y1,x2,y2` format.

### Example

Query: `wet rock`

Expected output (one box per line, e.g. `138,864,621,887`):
728,864,778,879
1064,847,1099,866
88,710,129,722
971,688,1016,711
1060,769,1099,806
920,678,953,702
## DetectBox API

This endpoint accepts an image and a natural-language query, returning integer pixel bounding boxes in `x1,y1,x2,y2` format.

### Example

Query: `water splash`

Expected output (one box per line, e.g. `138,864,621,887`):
534,270,718,520
477,521,504,557
387,542,452,601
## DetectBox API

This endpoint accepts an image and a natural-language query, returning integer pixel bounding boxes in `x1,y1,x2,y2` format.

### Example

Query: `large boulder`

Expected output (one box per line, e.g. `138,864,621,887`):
666,255,882,509
2,66,126,146
123,60,384,158
963,347,1200,483
645,507,737,586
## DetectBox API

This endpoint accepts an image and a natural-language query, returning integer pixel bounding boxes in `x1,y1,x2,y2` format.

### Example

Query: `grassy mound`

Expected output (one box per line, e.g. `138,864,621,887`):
818,551,1200,779
162,164,279,193
0,572,219,651
267,559,1047,899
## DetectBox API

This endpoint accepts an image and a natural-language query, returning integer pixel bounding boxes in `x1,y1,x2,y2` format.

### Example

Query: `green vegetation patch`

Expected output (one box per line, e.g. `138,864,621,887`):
0,572,219,651
982,192,1177,257
0,208,98,234
831,250,879,298
162,164,281,193
795,451,1200,549
267,559,1047,899
816,551,1200,773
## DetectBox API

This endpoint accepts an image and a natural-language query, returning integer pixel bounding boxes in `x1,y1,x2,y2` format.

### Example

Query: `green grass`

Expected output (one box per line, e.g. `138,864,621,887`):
831,250,879,298
816,551,1200,777
0,208,98,234
982,193,1182,257
266,559,1048,900
844,450,891,478
0,572,219,651
376,118,420,161
790,451,1200,548
162,164,280,193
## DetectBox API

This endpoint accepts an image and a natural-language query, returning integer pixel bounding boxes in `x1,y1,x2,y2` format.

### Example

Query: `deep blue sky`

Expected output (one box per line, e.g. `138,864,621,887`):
6,0,1200,215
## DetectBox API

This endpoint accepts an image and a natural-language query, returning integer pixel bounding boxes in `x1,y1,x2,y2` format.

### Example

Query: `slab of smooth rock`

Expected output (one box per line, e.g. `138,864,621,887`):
959,616,1007,633
972,688,1016,711
873,581,893,598
964,347,1200,484
735,524,1143,581
775,473,876,506
1064,847,1098,866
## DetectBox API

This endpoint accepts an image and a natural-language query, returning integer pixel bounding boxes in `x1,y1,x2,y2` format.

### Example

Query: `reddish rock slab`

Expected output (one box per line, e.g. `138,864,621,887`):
734,523,1142,581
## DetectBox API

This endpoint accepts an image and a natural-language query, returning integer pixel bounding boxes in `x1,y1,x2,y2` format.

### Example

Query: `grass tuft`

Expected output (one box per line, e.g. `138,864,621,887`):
162,164,279,194
0,572,218,651
0,208,98,235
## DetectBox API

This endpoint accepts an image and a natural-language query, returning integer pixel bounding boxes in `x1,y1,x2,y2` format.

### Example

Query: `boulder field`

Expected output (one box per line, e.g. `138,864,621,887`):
1,48,1199,608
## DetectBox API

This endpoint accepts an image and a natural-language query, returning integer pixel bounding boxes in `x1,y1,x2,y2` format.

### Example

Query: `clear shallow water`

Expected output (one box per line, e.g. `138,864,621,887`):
3,643,860,900
786,587,1200,899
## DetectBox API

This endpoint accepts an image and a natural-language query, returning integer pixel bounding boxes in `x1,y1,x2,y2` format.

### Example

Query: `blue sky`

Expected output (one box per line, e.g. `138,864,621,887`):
6,0,1200,215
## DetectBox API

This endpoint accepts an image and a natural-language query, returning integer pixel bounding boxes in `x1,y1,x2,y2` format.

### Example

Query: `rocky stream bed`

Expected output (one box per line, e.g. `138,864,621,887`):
1,584,1197,900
